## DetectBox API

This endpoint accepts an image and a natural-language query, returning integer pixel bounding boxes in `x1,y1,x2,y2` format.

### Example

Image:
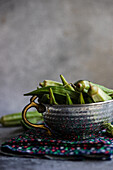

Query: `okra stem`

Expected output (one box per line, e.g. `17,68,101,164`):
49,88,58,105
66,93,73,105
60,75,74,91
79,93,85,104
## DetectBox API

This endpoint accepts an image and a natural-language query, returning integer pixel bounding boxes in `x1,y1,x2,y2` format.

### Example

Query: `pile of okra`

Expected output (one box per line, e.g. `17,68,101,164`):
1,75,113,133
24,75,113,105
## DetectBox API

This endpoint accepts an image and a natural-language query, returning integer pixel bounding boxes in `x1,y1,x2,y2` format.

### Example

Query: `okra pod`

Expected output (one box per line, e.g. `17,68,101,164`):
39,80,63,87
24,86,79,103
91,82,113,96
78,93,85,104
66,93,73,105
0,111,43,127
60,74,74,91
88,84,112,102
73,80,91,93
1,118,40,127
49,88,58,105
74,80,113,96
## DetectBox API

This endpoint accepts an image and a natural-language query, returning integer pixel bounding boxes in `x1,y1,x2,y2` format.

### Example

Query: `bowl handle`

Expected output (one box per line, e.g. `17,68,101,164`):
22,96,52,135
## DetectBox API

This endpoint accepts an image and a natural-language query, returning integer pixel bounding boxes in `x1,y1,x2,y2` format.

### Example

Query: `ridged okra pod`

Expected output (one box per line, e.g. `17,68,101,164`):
88,84,112,102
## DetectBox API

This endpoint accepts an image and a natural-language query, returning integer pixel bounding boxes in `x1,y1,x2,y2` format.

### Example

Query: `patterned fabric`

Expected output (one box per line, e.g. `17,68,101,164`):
1,126,113,160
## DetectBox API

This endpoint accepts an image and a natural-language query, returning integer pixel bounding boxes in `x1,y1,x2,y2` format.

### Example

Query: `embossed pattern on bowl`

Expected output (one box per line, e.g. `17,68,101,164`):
43,100,113,139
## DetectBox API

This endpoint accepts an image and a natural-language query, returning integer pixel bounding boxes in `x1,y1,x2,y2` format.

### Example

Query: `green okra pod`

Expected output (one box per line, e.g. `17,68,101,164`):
60,75,74,91
66,93,73,105
73,80,91,93
39,80,63,87
88,84,112,102
0,111,43,127
74,80,113,96
78,93,85,104
49,88,58,105
91,82,113,96
24,86,79,103
1,118,39,127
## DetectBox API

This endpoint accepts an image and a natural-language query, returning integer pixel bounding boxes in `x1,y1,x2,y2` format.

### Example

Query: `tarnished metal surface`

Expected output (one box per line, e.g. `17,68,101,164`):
43,100,113,139
22,96,113,139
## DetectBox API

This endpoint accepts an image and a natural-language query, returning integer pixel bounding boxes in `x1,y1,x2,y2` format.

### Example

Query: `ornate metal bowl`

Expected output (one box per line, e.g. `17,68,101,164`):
22,96,113,140
43,100,113,139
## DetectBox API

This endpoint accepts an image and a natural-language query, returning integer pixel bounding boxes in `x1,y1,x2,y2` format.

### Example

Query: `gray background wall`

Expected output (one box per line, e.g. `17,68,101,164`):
0,0,113,116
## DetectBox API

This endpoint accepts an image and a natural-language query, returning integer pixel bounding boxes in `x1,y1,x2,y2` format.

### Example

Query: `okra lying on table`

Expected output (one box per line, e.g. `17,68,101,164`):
0,111,43,127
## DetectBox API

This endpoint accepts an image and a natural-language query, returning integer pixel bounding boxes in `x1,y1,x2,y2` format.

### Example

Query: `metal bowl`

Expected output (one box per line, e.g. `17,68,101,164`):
43,100,113,139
